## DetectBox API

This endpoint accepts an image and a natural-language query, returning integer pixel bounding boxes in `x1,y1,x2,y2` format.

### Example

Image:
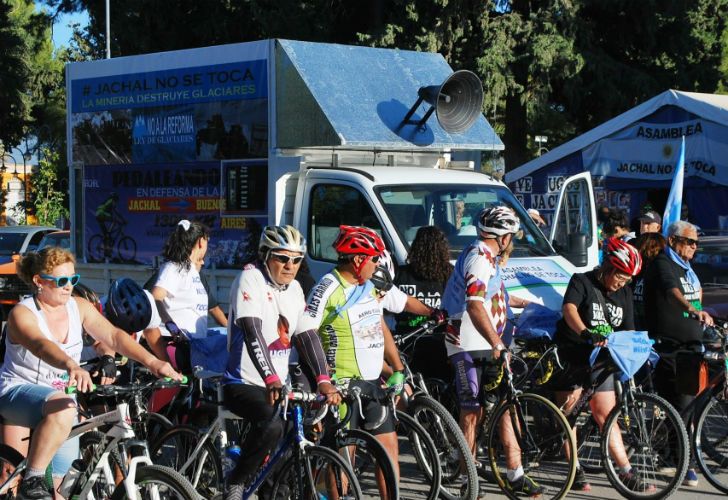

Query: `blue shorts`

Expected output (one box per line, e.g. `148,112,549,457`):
0,384,79,477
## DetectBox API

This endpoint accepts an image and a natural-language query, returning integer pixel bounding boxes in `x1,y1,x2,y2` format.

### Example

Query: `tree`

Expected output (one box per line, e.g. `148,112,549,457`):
33,147,68,226
0,0,32,148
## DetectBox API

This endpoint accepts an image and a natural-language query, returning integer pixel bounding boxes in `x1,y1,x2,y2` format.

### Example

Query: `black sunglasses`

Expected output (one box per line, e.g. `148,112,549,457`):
371,254,380,263
270,253,304,265
40,273,81,287
674,236,699,247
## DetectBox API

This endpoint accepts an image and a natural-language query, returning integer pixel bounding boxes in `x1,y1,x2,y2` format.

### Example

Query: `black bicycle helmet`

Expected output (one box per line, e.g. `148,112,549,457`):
105,278,152,333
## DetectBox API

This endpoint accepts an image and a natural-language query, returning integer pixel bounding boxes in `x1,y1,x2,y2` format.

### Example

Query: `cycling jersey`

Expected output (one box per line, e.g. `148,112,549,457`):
300,269,384,380
224,262,307,387
441,239,507,355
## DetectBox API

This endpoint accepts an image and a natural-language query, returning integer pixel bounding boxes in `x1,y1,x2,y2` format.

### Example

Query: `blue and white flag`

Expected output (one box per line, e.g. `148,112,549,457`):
662,136,685,236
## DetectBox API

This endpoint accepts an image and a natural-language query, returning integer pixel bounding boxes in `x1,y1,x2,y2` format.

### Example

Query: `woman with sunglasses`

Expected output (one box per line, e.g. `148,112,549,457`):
552,237,650,492
151,220,210,340
221,225,339,499
0,247,180,500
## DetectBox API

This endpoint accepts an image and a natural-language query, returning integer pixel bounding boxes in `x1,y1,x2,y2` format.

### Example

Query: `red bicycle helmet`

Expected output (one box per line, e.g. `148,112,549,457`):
604,238,642,276
332,225,385,256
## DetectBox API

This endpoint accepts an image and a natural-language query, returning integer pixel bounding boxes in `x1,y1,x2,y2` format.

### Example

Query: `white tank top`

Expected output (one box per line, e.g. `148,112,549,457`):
0,296,84,395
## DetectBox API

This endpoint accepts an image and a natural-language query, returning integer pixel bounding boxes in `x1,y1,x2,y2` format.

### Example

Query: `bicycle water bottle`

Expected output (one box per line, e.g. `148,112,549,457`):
222,443,241,479
58,459,86,497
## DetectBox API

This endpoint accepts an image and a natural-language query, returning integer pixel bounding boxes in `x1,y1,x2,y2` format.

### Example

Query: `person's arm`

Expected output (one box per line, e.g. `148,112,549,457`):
404,296,434,316
7,306,94,391
79,299,180,380
463,251,506,358
141,327,171,362
666,288,713,325
466,301,506,357
151,286,174,325
654,256,713,325
91,340,117,385
293,329,340,405
209,305,228,327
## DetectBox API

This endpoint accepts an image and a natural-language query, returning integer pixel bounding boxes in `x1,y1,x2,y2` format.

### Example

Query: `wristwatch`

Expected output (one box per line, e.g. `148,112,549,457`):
494,343,506,352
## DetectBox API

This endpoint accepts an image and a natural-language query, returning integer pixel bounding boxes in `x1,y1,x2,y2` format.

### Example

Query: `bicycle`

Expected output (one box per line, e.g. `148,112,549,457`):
550,337,689,500
151,374,362,500
0,378,196,500
479,351,577,500
644,316,728,494
88,216,137,263
394,320,479,500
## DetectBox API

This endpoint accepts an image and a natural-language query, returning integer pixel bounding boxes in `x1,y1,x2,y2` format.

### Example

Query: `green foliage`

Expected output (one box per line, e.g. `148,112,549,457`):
0,0,32,147
33,147,68,226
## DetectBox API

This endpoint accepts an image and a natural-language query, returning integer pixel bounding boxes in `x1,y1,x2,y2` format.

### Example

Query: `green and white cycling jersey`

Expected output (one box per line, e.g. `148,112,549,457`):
300,269,385,380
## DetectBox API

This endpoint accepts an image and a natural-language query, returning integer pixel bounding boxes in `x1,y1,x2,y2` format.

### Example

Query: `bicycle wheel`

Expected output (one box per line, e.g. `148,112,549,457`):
338,428,398,499
87,234,106,262
486,392,576,500
695,396,728,493
111,464,198,499
408,395,478,500
150,425,222,498
116,236,137,262
395,410,441,500
601,392,688,500
133,411,173,446
576,411,603,473
0,443,24,499
78,431,121,499
269,445,363,500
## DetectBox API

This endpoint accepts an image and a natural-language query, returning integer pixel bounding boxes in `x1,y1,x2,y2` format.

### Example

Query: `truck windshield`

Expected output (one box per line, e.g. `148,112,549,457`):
0,233,26,256
376,184,555,259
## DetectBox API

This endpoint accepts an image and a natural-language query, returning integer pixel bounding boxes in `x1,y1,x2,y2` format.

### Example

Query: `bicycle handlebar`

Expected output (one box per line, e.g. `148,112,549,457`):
64,376,188,395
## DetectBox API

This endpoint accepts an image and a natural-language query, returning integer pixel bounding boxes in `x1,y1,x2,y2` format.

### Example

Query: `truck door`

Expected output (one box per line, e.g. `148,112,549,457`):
548,172,598,272
301,182,389,279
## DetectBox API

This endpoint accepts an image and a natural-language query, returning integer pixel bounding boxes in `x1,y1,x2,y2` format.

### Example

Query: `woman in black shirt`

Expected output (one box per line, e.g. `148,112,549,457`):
553,238,652,492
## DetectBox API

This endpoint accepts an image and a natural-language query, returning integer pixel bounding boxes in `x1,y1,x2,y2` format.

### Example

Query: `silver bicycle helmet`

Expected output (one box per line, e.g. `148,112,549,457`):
258,225,307,259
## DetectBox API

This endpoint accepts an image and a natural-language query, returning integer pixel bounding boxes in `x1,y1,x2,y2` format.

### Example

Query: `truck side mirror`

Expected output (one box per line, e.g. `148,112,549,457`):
561,233,588,268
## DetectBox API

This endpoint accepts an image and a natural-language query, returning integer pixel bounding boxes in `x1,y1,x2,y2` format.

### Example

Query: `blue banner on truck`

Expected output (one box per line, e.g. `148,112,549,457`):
83,162,266,268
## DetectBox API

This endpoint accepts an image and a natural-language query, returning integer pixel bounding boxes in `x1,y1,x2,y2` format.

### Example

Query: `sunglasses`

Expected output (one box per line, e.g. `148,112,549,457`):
40,273,81,287
613,273,632,285
370,255,380,263
674,236,699,247
270,253,304,265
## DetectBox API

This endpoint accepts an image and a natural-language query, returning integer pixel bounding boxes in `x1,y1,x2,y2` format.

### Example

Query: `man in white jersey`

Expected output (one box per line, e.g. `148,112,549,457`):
222,226,339,500
442,206,543,497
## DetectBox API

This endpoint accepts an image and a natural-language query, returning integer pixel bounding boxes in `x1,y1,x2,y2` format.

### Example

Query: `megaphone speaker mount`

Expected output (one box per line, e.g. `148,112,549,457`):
398,70,484,135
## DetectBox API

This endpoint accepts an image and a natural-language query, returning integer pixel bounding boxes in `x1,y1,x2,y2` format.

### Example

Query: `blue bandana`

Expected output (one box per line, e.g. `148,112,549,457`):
666,245,701,292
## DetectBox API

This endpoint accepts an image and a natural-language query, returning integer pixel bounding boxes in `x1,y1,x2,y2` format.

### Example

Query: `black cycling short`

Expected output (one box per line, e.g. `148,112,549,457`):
548,344,615,393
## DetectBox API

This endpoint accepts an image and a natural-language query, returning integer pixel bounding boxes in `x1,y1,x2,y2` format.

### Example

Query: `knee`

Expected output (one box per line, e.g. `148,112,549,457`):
43,397,77,428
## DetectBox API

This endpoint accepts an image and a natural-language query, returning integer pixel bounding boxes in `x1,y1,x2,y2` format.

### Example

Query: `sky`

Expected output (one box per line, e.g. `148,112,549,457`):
51,9,89,49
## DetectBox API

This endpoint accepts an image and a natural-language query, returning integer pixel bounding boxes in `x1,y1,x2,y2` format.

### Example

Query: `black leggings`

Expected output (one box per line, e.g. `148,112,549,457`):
223,384,284,486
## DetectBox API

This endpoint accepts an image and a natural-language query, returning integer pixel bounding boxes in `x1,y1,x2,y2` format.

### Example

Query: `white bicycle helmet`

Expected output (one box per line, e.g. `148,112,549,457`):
477,206,521,236
258,225,307,259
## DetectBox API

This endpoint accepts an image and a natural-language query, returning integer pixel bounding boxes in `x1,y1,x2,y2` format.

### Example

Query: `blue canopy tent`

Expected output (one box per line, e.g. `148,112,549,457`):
505,90,728,234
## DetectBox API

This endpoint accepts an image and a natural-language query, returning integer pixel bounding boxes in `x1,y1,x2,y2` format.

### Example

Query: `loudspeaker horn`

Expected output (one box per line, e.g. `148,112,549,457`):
399,70,483,134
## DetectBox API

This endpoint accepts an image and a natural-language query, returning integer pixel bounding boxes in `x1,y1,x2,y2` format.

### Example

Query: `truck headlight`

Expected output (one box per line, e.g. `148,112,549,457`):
0,276,7,288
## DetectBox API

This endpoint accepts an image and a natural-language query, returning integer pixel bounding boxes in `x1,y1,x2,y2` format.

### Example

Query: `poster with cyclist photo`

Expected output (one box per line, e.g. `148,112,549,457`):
83,162,263,268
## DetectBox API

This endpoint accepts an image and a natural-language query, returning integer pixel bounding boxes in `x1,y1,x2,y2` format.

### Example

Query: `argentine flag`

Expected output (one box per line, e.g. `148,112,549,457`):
662,136,685,237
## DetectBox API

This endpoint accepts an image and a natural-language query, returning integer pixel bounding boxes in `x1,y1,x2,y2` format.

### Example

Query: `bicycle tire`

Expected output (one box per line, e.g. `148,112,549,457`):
395,410,442,500
110,464,198,500
408,395,478,500
87,234,106,262
576,411,603,473
269,445,363,499
694,395,728,493
117,236,137,262
337,428,398,499
601,392,688,500
133,411,173,446
485,392,576,500
150,425,222,498
0,443,24,499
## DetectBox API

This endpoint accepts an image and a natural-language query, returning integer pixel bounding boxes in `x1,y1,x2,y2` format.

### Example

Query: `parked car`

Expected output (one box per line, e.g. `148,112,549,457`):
693,236,728,319
0,225,57,320
37,230,71,251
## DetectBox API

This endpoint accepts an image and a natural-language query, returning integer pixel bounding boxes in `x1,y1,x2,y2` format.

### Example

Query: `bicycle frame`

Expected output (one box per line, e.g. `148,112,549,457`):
0,402,156,500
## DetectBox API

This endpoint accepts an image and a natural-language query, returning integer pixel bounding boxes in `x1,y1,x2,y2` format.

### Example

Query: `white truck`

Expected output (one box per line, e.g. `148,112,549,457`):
66,39,598,312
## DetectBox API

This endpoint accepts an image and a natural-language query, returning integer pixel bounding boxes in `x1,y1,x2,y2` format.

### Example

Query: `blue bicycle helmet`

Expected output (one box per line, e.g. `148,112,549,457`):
105,278,152,333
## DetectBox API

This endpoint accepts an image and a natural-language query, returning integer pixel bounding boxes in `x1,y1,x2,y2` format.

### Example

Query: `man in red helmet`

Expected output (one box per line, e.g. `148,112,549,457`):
299,225,406,489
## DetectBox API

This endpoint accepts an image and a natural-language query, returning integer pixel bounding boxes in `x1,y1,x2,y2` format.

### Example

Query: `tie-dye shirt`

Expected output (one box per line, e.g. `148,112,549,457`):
441,239,507,355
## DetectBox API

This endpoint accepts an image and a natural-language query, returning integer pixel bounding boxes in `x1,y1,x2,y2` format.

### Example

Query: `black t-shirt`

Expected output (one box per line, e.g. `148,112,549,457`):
644,252,703,344
393,264,447,330
555,270,634,345
631,272,646,330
